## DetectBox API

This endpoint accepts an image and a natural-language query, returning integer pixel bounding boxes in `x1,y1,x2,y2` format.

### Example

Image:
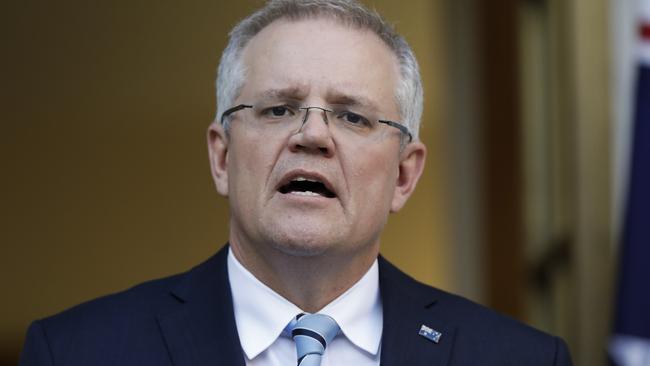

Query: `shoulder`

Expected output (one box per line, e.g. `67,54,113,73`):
378,256,572,365
38,270,185,335
23,271,184,363
33,247,229,333
21,249,230,365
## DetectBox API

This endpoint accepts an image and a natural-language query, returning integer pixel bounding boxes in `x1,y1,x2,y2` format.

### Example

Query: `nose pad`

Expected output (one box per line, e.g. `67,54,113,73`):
289,106,336,156
298,106,331,132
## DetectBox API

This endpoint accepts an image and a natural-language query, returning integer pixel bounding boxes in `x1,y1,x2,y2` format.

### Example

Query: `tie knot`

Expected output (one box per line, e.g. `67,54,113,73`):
291,313,340,366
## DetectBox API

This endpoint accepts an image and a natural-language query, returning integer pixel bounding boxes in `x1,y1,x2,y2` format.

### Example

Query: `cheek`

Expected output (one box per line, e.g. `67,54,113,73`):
227,133,281,202
227,143,260,203
346,156,397,239
348,150,399,203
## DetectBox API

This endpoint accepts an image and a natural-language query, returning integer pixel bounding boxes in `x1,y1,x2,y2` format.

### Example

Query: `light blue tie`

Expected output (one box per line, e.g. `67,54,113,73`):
291,313,340,366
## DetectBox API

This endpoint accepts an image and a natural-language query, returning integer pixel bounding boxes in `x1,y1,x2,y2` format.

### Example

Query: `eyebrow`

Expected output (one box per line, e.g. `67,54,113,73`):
325,91,379,111
254,87,380,111
256,87,308,102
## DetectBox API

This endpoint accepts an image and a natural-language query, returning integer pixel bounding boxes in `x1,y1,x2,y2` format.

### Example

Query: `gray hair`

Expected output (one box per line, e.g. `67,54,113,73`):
215,0,423,141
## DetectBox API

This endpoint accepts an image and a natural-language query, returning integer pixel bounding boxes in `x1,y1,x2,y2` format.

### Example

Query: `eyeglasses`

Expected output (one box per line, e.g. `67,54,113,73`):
220,103,413,143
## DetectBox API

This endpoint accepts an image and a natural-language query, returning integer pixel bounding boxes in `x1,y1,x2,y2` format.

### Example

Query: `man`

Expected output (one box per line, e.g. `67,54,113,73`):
20,1,572,365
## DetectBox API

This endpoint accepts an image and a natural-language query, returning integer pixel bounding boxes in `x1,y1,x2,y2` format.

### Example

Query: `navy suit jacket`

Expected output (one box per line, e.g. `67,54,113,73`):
20,245,572,365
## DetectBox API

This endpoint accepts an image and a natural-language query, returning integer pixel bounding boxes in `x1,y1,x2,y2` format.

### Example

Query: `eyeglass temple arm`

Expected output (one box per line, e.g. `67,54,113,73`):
220,104,253,124
378,119,413,143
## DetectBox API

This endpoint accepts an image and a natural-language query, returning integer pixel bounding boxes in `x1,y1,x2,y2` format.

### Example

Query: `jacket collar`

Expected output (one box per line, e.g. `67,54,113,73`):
379,255,456,366
155,246,456,366
157,245,245,366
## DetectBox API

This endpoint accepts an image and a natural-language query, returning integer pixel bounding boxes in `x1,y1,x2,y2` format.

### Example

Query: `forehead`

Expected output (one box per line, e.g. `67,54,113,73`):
239,18,400,112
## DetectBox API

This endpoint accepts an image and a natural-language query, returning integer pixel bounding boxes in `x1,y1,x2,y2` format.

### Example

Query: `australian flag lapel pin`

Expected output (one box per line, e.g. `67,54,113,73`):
419,324,442,344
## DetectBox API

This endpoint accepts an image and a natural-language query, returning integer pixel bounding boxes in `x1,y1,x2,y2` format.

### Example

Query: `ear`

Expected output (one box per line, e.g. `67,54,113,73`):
391,141,426,212
207,121,229,197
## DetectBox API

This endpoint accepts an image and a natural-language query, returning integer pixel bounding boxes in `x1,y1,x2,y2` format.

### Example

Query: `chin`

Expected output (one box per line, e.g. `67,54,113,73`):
265,227,344,258
255,214,341,254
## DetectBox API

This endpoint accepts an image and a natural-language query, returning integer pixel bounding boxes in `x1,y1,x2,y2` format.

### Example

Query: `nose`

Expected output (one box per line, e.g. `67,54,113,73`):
288,107,335,157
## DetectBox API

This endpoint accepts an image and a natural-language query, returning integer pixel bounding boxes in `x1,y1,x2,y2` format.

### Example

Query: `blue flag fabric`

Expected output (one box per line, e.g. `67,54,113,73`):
610,12,650,365
615,58,650,342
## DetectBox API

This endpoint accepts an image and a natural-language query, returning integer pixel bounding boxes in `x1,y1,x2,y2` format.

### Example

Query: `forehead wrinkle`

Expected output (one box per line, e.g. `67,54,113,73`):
251,85,384,113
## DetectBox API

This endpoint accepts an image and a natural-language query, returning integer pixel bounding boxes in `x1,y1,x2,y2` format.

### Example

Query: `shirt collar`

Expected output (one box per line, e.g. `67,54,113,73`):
228,249,302,360
227,248,382,360
319,258,382,355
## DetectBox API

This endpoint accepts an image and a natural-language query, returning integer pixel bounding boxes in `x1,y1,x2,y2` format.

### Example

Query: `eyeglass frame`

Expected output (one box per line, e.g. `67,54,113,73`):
220,104,413,143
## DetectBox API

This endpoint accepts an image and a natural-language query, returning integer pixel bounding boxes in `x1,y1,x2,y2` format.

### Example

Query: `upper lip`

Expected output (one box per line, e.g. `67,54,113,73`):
276,169,337,197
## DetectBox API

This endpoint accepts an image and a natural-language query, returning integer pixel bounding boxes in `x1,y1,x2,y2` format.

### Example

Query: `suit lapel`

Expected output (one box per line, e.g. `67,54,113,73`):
379,257,456,366
157,246,245,366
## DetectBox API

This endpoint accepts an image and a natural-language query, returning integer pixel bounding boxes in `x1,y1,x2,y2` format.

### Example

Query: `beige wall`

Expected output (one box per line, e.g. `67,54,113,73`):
518,0,615,363
0,1,452,363
569,0,615,364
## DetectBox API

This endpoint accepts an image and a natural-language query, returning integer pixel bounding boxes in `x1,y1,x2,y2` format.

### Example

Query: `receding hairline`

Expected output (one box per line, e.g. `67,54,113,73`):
239,12,400,56
232,1,395,38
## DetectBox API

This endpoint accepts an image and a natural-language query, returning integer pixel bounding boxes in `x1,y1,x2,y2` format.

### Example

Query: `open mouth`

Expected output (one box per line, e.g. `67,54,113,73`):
278,177,336,198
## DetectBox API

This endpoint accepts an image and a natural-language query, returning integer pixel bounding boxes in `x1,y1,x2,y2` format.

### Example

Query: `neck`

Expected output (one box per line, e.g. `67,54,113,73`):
229,240,378,313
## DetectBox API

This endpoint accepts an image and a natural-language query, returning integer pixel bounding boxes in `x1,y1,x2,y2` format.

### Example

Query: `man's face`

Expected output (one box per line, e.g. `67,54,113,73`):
209,18,425,260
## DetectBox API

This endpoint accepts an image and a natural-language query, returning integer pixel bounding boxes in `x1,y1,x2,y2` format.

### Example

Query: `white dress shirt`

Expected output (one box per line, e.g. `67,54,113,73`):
228,248,382,366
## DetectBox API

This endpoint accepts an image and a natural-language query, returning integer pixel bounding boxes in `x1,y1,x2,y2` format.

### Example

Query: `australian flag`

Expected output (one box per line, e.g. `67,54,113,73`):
610,1,650,365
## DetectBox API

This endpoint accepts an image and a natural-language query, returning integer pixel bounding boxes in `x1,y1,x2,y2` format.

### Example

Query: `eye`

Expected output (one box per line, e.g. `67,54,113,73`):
271,106,288,116
262,105,295,118
338,111,370,126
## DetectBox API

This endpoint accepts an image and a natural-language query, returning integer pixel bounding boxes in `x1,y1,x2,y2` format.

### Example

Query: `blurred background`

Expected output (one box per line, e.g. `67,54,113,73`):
1,0,644,365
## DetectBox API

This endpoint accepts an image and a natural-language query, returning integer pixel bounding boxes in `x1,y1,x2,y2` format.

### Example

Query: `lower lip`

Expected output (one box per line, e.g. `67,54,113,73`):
277,191,336,204
289,191,325,197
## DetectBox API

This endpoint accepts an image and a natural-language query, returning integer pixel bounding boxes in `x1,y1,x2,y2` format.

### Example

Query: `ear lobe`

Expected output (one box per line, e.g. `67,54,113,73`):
391,142,426,212
207,122,229,197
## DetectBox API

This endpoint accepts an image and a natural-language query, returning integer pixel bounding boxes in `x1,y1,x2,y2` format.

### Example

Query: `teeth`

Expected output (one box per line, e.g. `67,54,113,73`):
294,176,319,183
292,191,321,196
278,175,334,198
